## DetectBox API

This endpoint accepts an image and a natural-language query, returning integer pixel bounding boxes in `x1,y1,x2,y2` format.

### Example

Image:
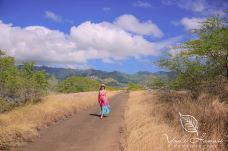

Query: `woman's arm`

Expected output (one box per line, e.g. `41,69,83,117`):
98,91,101,103
104,90,107,96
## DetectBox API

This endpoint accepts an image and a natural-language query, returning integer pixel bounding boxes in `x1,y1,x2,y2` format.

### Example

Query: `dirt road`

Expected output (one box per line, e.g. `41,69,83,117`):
18,91,128,151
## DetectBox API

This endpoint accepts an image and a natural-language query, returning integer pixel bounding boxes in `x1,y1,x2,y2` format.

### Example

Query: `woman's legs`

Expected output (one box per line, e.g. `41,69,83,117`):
100,105,103,119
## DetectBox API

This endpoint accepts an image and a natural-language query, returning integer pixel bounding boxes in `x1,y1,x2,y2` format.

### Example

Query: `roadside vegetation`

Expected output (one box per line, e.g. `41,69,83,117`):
0,51,48,112
154,15,228,91
125,90,227,151
154,15,228,149
125,14,228,151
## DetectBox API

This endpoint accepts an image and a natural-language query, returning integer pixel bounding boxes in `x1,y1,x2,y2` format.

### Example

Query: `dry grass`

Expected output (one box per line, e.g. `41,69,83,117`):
125,90,228,151
157,90,228,150
125,91,177,151
0,91,119,150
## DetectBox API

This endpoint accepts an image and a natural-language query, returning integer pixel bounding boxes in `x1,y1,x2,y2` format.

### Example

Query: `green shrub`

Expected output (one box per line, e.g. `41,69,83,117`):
128,82,143,91
17,62,48,103
0,50,48,110
57,76,101,93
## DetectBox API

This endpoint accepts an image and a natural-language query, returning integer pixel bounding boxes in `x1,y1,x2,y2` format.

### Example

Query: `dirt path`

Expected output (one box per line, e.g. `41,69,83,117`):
18,91,128,151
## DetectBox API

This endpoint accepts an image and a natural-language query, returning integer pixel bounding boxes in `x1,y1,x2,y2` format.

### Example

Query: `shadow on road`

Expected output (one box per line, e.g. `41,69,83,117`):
89,113,101,117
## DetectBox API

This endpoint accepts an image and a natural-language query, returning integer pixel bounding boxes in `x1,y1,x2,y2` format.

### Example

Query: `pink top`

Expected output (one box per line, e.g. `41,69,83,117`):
98,90,108,106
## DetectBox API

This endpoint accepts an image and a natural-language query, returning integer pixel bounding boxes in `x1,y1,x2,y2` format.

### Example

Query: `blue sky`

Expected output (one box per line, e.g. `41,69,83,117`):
0,0,227,73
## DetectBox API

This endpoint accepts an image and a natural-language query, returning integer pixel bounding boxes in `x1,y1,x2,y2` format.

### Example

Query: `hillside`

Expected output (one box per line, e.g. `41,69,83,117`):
33,66,176,87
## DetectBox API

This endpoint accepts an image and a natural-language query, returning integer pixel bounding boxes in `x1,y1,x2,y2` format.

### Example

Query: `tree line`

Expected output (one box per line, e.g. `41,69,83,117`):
0,51,108,112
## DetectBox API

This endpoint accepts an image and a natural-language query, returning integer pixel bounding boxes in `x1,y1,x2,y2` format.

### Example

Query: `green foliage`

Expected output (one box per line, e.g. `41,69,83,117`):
158,55,207,89
16,62,48,103
0,50,21,101
128,82,143,91
182,26,228,77
0,50,49,112
21,62,35,78
156,14,228,90
150,76,169,89
57,76,101,93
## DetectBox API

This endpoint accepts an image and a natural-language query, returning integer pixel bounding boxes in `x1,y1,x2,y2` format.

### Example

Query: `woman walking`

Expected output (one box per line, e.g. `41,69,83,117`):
98,84,110,119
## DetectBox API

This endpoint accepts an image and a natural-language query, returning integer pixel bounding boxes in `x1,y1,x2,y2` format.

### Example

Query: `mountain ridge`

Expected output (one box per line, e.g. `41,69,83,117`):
33,66,176,87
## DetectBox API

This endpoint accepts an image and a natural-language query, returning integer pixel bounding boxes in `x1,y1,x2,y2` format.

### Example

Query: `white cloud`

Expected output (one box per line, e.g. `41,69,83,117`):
0,15,179,68
70,21,164,61
181,17,205,30
162,0,227,16
133,1,152,8
45,11,73,24
114,14,163,38
45,11,62,22
179,0,206,12
162,0,207,12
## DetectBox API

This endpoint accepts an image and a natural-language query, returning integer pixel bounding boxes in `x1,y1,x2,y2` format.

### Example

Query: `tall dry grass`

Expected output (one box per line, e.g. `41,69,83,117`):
124,91,177,151
125,90,228,151
157,90,228,150
0,91,119,150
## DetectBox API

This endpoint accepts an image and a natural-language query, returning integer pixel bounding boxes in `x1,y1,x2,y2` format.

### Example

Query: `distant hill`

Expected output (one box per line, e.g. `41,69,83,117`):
33,66,176,88
57,76,101,93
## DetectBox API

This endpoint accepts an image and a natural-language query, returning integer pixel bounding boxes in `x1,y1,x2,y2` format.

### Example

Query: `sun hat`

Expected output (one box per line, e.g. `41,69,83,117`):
101,84,106,87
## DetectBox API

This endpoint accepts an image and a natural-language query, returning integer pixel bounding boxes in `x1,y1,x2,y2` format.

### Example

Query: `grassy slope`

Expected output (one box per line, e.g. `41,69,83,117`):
0,91,119,150
125,90,227,151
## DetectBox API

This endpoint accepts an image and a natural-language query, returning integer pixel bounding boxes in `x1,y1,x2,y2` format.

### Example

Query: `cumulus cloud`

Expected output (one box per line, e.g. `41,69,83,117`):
133,1,152,8
0,15,179,68
181,17,205,30
114,14,163,37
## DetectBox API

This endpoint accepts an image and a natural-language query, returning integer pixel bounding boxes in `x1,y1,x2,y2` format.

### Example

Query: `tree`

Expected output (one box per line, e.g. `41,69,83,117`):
19,62,48,102
156,14,228,90
157,54,206,89
181,16,228,77
0,50,21,101
0,50,48,109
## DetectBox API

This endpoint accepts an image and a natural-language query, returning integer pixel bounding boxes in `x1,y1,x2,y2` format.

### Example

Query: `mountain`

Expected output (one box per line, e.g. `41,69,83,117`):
34,66,176,87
